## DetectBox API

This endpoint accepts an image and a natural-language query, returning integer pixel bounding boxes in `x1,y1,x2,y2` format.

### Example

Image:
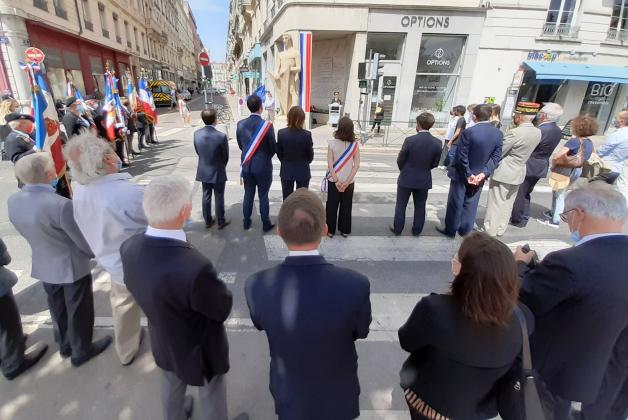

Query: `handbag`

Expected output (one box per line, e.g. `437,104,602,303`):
552,139,584,169
496,306,554,420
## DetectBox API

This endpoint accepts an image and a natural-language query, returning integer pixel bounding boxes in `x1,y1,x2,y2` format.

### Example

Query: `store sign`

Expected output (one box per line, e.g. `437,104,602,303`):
401,15,450,29
583,83,616,106
527,51,559,62
416,35,465,74
383,77,396,89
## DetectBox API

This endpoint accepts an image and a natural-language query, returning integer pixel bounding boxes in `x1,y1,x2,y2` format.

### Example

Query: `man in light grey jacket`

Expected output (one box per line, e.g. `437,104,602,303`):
8,153,111,367
482,104,542,236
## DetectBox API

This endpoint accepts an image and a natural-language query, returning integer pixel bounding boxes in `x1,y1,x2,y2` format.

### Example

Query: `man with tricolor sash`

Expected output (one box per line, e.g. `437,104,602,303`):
236,94,276,232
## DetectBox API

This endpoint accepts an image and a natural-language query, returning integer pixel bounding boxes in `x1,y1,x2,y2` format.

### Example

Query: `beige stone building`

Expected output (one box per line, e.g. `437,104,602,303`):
0,0,201,101
227,0,628,132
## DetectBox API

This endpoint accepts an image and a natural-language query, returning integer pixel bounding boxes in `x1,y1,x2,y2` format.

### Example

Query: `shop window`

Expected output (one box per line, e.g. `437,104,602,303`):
90,56,105,94
63,51,81,69
608,0,628,41
365,33,405,61
410,35,466,124
42,47,64,68
46,68,67,100
579,82,619,134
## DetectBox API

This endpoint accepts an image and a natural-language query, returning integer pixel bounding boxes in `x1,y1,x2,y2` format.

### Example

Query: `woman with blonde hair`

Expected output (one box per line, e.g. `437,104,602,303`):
1,98,20,158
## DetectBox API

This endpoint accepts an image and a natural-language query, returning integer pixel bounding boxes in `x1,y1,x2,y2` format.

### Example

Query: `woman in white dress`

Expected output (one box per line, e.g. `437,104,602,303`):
178,94,191,127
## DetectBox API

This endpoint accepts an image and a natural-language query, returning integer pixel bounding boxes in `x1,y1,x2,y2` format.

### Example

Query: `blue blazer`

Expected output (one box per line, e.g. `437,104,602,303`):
525,122,563,179
397,131,442,190
448,122,503,182
193,125,229,184
277,127,314,181
519,235,628,403
245,255,372,420
236,114,276,175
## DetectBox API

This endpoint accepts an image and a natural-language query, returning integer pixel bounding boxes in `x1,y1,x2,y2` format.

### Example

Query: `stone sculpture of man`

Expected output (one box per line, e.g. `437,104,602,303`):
270,33,301,116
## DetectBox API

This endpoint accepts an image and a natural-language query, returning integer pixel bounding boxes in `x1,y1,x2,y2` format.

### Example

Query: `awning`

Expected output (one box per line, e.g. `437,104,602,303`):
523,61,628,84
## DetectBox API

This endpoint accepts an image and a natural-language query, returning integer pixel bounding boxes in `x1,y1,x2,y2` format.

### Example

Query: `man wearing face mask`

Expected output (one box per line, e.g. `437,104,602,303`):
4,113,37,188
64,132,147,367
62,97,91,139
514,182,628,419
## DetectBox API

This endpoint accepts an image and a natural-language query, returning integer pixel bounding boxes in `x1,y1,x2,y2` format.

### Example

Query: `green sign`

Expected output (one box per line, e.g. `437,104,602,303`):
232,74,239,80
359,80,367,88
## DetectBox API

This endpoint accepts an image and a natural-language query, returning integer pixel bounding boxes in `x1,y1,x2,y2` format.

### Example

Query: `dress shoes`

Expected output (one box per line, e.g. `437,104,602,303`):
243,220,252,231
218,219,231,230
435,226,455,238
389,224,400,236
71,336,113,367
205,220,216,229
60,346,72,358
4,342,48,380
263,223,276,233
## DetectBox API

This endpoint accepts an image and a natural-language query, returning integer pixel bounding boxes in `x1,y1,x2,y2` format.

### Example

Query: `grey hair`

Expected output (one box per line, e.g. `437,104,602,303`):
617,110,628,127
540,102,563,122
8,120,24,129
565,182,628,220
64,132,115,185
14,152,55,185
143,175,192,225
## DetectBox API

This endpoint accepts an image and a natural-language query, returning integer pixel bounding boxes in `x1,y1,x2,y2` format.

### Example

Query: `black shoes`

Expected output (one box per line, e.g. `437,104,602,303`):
263,223,276,233
389,225,400,236
218,219,231,230
205,220,216,229
4,342,48,380
71,336,113,367
435,226,455,238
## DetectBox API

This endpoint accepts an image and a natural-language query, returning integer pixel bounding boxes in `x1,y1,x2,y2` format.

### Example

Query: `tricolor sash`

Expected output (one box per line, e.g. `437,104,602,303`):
241,119,272,174
320,141,358,192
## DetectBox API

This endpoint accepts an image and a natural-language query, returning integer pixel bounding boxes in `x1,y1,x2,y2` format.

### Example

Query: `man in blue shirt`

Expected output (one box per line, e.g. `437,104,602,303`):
598,110,628,184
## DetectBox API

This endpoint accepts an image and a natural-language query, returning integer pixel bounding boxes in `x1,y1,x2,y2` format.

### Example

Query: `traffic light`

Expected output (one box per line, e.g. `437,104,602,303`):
370,53,385,80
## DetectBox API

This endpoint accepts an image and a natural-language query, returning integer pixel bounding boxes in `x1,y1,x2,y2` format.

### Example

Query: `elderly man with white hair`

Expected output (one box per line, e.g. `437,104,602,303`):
64,132,146,366
121,175,233,420
8,153,111,367
481,103,541,236
510,102,564,227
515,182,628,419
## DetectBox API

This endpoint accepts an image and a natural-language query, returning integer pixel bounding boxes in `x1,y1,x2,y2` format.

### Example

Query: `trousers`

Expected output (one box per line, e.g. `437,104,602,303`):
483,179,520,236
161,369,228,420
202,181,226,226
42,274,94,358
280,178,309,200
326,181,354,235
110,280,142,364
510,176,541,225
242,171,273,229
443,179,483,237
0,290,25,376
393,186,429,236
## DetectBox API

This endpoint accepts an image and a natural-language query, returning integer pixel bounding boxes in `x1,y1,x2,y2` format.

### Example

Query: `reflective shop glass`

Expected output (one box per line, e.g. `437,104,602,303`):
365,33,405,60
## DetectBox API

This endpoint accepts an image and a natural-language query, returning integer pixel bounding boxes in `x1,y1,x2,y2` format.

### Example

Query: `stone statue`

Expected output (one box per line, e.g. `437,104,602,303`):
270,33,301,116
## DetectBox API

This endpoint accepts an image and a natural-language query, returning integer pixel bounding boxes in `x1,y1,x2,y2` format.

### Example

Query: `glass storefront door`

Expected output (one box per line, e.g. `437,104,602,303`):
579,82,619,134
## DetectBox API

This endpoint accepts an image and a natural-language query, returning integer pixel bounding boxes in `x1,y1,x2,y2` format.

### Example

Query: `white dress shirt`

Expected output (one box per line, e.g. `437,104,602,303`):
72,173,147,284
597,127,628,174
145,226,187,242
575,232,627,247
288,249,320,257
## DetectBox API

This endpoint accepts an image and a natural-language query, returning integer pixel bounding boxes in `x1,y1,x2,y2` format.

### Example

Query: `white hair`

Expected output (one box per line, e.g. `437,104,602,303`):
14,152,55,185
143,175,192,225
8,120,24,129
64,131,116,185
566,182,628,220
540,102,563,122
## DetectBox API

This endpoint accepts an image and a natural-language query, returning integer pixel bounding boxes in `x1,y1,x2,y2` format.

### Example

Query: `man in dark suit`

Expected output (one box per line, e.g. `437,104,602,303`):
245,189,372,420
515,182,628,419
194,109,230,229
510,102,564,227
121,175,233,420
390,112,441,236
62,97,90,139
236,94,276,232
436,104,503,238
4,113,36,164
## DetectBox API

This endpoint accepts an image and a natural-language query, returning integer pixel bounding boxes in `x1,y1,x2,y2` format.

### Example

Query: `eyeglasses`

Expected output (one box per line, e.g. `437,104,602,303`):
559,208,578,222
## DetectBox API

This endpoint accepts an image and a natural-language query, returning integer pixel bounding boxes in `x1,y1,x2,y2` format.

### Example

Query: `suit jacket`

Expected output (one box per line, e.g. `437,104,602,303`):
236,114,276,175
8,184,93,284
519,235,628,402
4,130,35,163
448,122,503,182
62,113,85,138
492,122,541,185
245,255,371,420
0,238,17,298
193,125,229,184
276,127,314,181
399,294,534,419
526,122,563,179
397,131,442,190
121,233,233,386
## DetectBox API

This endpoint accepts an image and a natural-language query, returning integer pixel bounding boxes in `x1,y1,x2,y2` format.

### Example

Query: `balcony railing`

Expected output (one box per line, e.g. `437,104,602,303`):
540,22,579,39
84,20,94,31
55,7,68,19
33,0,48,11
102,29,110,38
606,28,628,42
238,0,251,6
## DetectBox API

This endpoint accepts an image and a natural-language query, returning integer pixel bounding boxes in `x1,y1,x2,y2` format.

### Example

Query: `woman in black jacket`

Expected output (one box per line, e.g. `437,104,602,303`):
398,232,532,420
276,106,314,200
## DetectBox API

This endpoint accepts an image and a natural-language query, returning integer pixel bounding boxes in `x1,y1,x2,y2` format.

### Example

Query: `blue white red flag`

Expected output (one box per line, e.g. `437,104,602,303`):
138,77,157,124
299,32,312,112
103,72,117,141
240,119,272,174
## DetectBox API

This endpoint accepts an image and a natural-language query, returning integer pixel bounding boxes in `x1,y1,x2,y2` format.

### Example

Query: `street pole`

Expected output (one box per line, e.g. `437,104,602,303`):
361,49,373,144
201,66,209,110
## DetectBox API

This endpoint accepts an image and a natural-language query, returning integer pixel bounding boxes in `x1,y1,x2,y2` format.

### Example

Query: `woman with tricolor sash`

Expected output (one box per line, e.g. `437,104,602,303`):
325,116,360,238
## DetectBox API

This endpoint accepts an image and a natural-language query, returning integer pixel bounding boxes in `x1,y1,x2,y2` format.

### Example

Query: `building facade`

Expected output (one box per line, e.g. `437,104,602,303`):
226,0,628,131
211,62,229,89
0,0,202,102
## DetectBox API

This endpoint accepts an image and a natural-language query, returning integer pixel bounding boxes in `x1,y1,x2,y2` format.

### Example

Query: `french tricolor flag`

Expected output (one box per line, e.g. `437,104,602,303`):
138,77,158,124
299,32,312,112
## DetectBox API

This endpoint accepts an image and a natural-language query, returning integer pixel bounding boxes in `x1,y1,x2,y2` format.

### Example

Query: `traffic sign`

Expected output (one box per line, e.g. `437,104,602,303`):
198,51,210,66
25,47,45,64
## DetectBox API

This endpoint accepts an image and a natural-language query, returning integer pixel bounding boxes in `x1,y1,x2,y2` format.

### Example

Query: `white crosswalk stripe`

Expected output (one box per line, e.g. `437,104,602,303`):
157,127,186,137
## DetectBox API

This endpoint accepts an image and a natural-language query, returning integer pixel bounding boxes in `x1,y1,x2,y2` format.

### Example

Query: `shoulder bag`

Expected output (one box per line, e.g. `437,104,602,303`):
552,138,584,169
496,306,554,420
